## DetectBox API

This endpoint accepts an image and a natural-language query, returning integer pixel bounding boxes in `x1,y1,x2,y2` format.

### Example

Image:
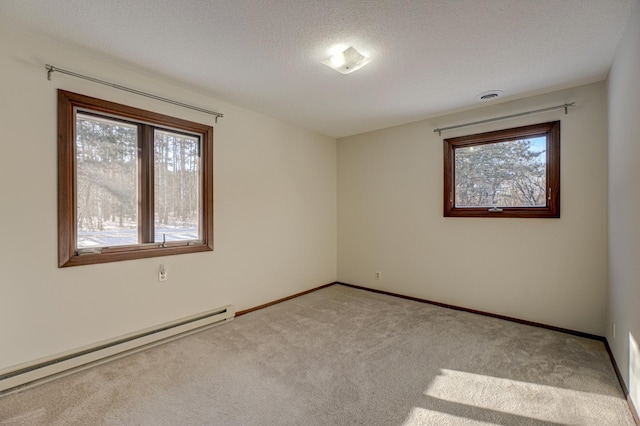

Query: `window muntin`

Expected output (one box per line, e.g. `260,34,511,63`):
444,121,560,218
58,90,213,267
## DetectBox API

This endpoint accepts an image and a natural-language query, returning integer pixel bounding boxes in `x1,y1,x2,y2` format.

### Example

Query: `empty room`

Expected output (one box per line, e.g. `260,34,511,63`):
0,1,639,425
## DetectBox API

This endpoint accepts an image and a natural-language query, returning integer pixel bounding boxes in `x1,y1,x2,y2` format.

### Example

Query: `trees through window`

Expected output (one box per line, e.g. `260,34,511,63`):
58,90,213,267
443,121,560,218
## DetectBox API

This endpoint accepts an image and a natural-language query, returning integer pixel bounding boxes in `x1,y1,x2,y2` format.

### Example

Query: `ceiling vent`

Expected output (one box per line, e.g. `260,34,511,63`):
476,90,503,102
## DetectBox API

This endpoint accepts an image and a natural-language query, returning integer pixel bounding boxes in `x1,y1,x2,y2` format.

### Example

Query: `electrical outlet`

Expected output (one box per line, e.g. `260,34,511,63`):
375,271,382,280
158,264,167,282
612,323,616,340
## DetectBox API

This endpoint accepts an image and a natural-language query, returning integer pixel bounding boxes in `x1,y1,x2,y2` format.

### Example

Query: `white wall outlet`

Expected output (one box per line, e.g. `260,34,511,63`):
158,264,167,282
375,271,382,280
612,323,616,340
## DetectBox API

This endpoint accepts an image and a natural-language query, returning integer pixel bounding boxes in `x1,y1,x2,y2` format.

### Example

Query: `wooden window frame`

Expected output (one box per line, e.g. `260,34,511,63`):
58,90,214,267
443,121,560,218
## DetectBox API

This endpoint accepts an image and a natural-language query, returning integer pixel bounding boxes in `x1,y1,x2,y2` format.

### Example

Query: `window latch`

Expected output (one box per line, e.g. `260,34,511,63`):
488,207,503,213
159,234,167,248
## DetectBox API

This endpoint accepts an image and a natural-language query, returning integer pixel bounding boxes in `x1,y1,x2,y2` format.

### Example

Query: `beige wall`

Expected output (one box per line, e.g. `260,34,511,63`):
1,8,633,390
0,28,337,370
338,82,608,336
607,1,640,409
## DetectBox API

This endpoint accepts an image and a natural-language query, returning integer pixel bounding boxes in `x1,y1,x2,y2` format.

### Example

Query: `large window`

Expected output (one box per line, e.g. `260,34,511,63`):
58,90,213,267
443,121,560,218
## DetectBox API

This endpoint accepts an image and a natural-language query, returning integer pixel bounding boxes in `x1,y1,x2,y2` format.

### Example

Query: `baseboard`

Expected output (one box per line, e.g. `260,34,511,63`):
0,305,235,396
604,339,640,425
1,281,336,395
235,282,336,316
337,282,604,340
337,281,639,425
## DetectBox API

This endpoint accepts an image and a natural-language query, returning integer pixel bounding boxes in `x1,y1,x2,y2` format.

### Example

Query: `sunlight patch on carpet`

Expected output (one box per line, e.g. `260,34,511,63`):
402,406,495,425
406,369,626,425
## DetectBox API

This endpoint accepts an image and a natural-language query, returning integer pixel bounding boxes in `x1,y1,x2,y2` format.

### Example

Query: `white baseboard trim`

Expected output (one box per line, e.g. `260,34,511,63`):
0,305,235,395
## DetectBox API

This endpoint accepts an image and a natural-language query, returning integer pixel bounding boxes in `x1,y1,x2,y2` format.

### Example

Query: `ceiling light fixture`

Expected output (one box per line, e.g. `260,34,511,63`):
323,46,371,75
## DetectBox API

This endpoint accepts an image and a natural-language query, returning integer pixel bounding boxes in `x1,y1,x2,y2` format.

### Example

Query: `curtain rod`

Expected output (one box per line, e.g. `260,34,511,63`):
45,64,224,123
433,102,574,136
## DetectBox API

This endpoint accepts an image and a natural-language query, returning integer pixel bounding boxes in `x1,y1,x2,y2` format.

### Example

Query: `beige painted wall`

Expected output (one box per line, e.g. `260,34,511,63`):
607,0,640,409
338,82,608,336
0,28,337,370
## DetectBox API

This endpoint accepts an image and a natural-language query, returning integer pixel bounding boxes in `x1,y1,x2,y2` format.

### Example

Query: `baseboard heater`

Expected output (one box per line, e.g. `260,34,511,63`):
0,305,235,395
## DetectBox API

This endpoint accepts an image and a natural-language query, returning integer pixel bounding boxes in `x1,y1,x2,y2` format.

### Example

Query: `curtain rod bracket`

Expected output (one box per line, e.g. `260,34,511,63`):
44,63,223,122
46,64,55,81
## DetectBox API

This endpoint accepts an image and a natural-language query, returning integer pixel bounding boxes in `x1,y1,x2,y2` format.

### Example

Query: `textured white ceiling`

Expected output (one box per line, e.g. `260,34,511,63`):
1,0,637,137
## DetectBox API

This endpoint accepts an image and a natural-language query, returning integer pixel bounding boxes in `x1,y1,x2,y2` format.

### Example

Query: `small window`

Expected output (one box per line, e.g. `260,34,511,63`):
58,90,213,267
444,121,560,218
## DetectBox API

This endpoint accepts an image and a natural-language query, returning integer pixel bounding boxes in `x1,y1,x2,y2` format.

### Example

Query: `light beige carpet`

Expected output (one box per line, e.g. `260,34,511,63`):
0,284,635,425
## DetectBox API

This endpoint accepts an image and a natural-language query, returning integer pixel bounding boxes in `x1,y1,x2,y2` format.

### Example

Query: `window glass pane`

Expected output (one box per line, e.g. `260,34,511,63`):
454,136,547,208
154,130,201,242
75,114,139,248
